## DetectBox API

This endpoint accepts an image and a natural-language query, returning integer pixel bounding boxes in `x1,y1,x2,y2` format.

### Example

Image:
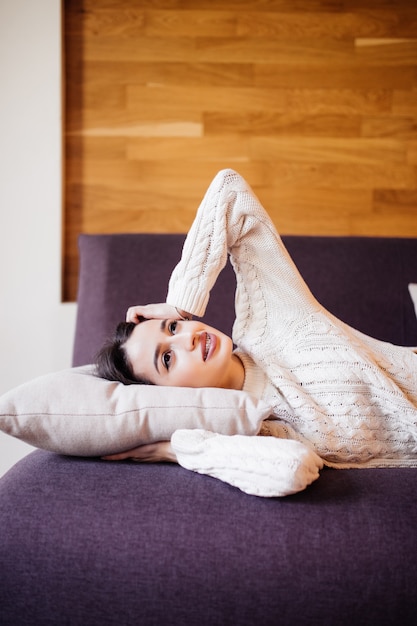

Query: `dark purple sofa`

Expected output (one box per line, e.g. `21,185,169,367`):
1,234,417,626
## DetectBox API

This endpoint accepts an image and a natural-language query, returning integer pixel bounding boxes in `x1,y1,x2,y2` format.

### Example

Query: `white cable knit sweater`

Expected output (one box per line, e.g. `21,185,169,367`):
167,169,417,494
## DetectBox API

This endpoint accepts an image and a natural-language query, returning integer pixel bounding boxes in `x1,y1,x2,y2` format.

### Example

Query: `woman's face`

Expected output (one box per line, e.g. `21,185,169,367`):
124,319,244,390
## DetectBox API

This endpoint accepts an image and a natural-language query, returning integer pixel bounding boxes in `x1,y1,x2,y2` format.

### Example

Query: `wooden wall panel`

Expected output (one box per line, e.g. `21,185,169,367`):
63,0,417,301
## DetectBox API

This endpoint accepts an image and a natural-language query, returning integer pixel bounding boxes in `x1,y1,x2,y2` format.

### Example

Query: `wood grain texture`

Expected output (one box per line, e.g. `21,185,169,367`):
63,0,417,301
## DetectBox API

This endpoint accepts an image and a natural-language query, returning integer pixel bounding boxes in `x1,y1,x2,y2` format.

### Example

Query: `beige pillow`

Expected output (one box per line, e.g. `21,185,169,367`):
0,365,269,457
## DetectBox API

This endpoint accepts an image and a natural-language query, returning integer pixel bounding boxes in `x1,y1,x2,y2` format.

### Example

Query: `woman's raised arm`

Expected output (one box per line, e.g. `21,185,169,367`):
166,169,318,333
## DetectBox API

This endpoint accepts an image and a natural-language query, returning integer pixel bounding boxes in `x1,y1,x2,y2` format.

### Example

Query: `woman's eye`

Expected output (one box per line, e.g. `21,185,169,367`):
163,351,172,370
168,320,178,334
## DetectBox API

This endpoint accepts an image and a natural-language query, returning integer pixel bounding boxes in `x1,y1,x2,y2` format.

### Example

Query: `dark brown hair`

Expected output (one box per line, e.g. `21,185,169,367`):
95,321,153,386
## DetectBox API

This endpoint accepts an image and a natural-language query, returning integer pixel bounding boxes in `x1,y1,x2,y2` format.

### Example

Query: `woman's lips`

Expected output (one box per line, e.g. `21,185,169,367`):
201,332,217,361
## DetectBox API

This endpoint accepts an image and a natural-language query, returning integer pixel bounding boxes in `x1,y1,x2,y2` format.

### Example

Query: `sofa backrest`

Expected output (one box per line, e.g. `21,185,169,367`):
72,234,417,366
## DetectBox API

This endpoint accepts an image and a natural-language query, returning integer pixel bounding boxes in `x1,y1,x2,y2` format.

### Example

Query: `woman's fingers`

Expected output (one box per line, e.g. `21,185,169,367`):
102,442,177,463
126,303,190,323
126,305,148,323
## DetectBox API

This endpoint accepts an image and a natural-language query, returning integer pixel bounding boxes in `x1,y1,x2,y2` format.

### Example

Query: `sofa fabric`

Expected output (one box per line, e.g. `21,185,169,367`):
1,450,417,626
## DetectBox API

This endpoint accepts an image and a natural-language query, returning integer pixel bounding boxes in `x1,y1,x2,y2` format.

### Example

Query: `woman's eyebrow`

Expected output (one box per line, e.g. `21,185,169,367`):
153,320,167,374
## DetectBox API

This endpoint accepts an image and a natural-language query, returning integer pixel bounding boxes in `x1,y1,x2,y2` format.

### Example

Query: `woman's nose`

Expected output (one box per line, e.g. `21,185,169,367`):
173,330,198,351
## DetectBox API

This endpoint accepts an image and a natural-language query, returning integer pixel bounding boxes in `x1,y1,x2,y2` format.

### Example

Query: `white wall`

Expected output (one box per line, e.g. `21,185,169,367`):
0,0,77,477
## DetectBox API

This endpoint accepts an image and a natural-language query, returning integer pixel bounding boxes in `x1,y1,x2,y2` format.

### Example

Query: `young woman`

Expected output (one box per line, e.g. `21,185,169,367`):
97,169,417,497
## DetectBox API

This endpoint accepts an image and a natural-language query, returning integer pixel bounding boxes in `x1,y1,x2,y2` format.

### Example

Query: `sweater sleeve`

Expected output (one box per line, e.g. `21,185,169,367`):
171,429,323,497
166,169,318,330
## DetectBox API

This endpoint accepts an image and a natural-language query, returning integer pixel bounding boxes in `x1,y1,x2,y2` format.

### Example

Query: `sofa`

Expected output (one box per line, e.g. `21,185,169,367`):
1,232,417,625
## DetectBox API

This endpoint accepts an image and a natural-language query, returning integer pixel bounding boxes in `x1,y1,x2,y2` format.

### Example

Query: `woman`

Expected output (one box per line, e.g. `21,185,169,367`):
97,169,417,496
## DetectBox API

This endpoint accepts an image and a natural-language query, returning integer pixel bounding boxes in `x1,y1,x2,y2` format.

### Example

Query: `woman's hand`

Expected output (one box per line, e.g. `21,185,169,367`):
126,303,191,324
102,441,177,464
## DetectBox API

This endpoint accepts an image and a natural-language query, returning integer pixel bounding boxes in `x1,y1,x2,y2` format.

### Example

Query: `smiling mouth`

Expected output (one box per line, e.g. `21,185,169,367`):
203,334,211,361
202,332,216,361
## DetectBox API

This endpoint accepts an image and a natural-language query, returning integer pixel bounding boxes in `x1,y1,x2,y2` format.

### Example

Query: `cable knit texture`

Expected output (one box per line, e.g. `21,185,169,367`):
172,429,323,497
168,169,417,489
